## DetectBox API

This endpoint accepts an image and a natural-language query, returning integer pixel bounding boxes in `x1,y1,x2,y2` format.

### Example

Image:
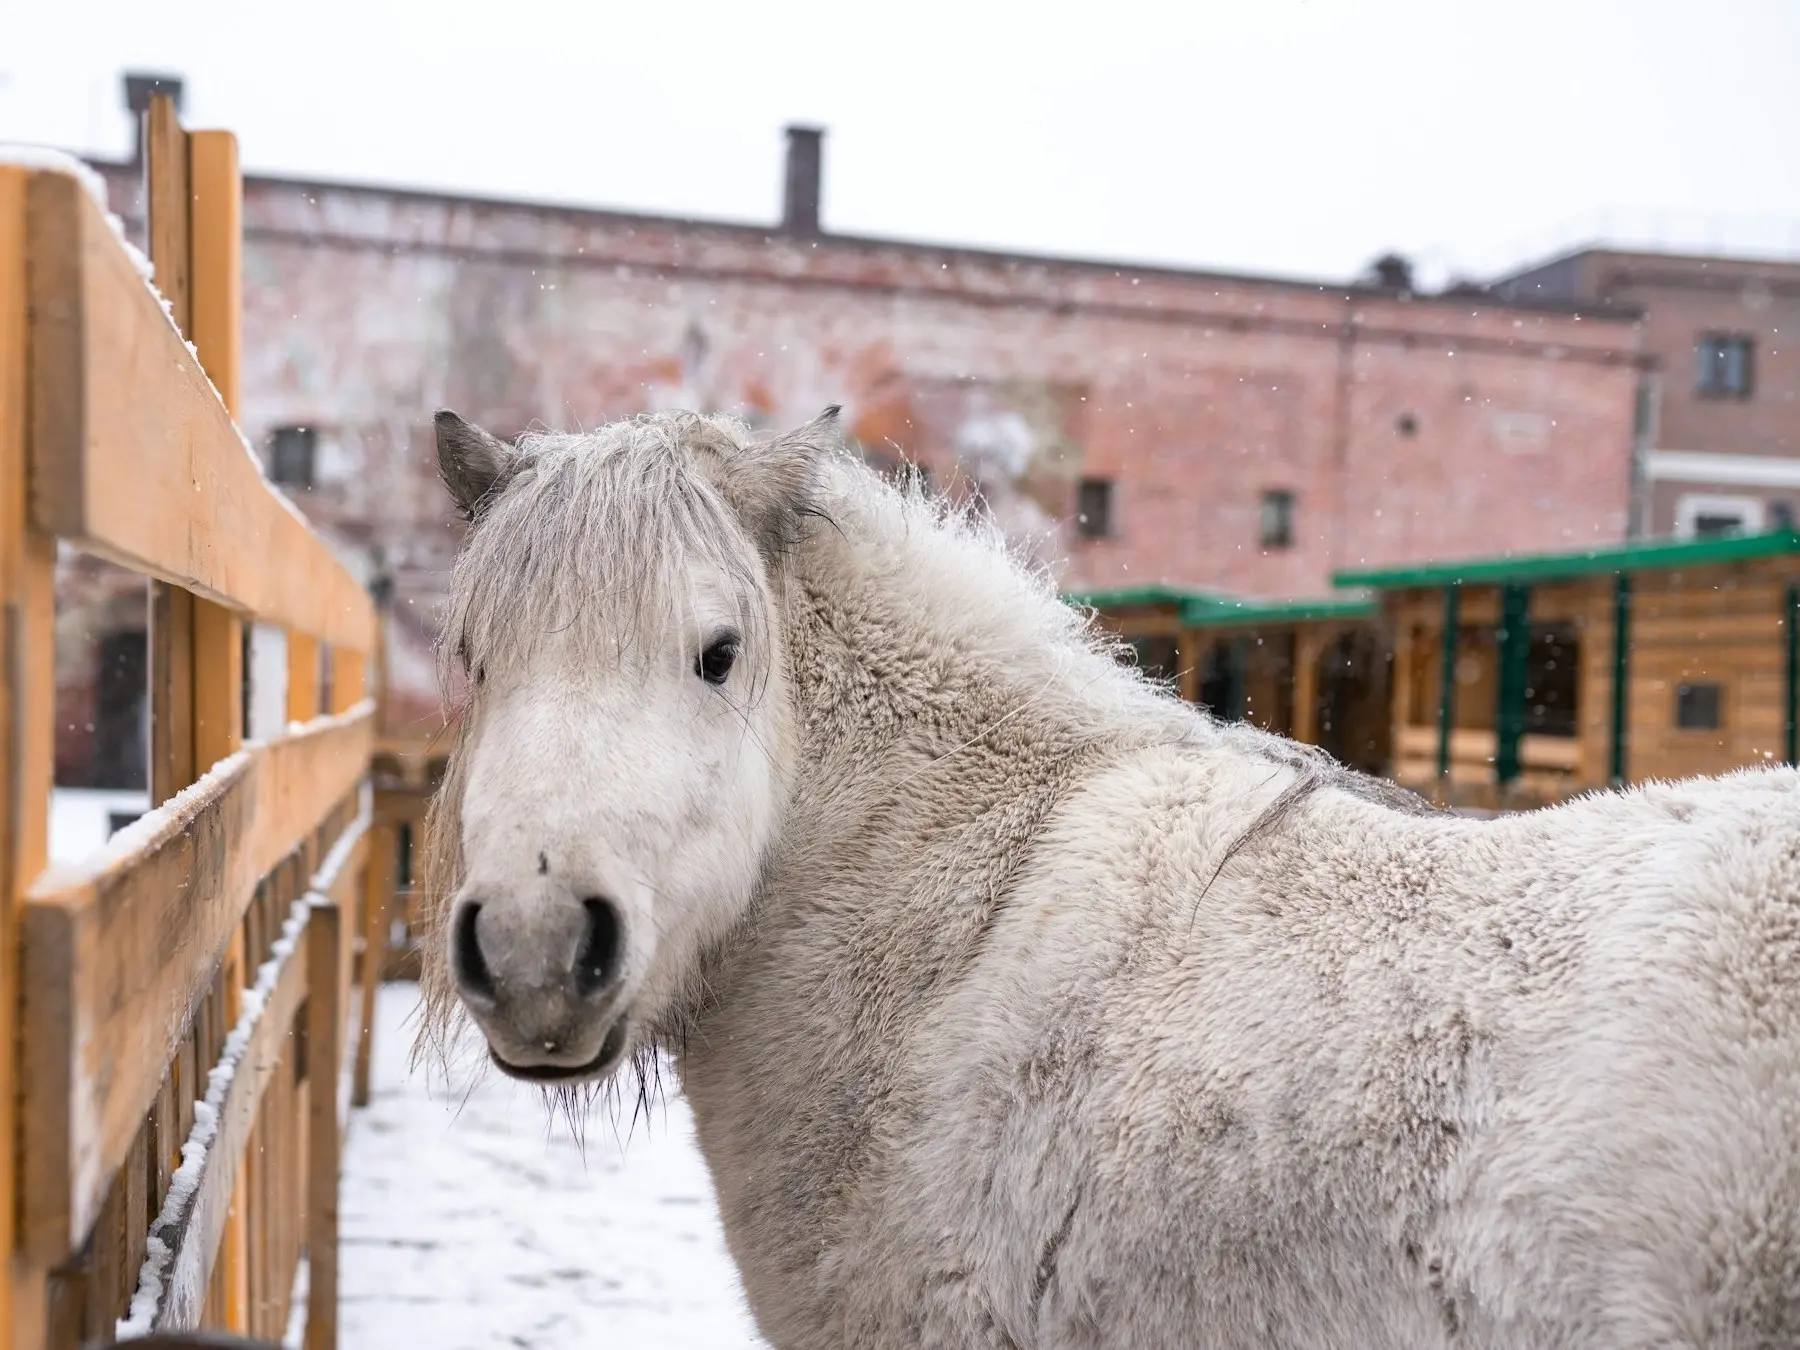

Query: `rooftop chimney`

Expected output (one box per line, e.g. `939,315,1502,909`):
122,72,184,164
782,125,824,237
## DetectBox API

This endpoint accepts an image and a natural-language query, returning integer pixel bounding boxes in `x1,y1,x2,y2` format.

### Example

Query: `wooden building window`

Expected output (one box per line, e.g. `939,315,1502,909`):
1675,682,1723,731
1076,478,1114,539
1524,623,1579,738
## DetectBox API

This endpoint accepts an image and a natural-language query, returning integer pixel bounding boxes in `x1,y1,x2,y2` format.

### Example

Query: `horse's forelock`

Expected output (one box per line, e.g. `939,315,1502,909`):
446,413,779,682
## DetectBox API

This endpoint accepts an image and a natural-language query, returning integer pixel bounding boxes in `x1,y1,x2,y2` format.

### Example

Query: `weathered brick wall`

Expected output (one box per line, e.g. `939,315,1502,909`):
224,174,1643,605
66,159,1645,780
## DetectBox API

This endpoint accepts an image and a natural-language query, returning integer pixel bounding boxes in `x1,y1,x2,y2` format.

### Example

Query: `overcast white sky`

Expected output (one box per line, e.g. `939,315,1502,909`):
4,0,1798,286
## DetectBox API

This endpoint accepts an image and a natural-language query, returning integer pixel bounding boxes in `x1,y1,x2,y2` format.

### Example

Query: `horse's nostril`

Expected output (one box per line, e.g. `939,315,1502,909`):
453,901,496,1003
575,897,622,998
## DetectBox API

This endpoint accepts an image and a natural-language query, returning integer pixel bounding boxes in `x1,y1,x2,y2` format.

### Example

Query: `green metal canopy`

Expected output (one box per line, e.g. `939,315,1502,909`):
1060,583,1230,611
1178,593,1377,627
1334,529,1800,591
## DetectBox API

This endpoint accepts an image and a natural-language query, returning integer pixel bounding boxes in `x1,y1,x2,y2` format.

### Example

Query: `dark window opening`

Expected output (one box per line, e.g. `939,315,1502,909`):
1259,489,1295,549
1198,641,1245,721
1675,682,1722,731
1770,501,1795,531
1076,478,1114,539
1693,512,1749,538
92,630,147,789
1523,623,1579,737
1125,635,1179,686
269,425,317,487
1695,334,1754,399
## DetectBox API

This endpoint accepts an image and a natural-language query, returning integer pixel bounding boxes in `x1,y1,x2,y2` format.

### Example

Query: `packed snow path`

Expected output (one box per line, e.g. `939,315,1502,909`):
341,985,767,1349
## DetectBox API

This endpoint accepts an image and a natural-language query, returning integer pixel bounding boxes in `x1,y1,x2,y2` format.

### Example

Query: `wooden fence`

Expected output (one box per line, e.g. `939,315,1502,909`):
2,97,379,1349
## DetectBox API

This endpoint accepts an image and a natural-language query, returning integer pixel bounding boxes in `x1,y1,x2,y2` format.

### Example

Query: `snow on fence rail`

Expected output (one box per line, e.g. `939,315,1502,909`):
1,95,380,1350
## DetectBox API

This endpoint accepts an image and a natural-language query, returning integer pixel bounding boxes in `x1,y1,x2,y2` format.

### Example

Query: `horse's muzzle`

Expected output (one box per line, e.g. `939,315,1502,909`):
450,885,629,1075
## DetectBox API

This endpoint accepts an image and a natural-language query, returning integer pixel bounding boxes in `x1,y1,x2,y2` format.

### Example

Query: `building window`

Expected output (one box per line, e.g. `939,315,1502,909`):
1675,682,1722,731
1524,623,1579,738
1675,493,1763,540
269,426,317,488
1075,478,1114,539
1770,501,1795,531
1695,334,1754,399
1259,489,1295,549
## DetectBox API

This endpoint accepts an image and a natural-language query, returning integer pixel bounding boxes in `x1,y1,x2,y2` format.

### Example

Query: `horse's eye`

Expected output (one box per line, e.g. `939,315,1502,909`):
695,635,739,686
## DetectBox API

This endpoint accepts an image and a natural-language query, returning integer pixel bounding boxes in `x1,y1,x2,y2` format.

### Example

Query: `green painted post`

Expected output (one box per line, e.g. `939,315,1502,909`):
1436,584,1461,784
1610,573,1631,784
1786,583,1799,767
1495,582,1532,787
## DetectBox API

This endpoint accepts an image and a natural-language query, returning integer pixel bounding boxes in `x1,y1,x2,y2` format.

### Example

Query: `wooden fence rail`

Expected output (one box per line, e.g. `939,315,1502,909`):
2,98,378,1350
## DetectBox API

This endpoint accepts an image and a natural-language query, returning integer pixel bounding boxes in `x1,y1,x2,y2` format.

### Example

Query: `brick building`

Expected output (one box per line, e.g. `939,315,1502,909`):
1495,248,1800,539
59,76,1653,787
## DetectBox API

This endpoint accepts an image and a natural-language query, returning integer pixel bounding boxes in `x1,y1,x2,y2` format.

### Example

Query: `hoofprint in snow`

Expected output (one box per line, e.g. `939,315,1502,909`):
342,984,765,1350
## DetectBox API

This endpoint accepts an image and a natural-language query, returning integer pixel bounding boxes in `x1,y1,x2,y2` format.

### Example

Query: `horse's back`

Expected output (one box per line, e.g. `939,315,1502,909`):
886,749,1800,1347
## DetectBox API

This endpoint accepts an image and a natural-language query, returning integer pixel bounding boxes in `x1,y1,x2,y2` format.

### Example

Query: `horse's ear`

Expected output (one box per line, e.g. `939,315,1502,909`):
435,410,519,521
721,405,840,559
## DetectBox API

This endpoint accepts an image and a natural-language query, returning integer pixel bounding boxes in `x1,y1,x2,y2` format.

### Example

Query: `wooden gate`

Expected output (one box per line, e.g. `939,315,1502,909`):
2,98,378,1349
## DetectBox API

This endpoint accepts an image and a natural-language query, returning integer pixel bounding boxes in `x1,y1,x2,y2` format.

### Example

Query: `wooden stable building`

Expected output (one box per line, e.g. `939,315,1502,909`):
1337,530,1800,809
1067,586,1391,775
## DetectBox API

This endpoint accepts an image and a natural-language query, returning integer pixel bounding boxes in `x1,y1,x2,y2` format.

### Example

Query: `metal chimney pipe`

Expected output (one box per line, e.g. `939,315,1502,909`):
122,72,184,164
782,125,824,237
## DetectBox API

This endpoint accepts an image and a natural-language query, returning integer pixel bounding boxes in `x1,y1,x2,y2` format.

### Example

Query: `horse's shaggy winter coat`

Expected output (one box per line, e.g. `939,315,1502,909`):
421,409,1800,1349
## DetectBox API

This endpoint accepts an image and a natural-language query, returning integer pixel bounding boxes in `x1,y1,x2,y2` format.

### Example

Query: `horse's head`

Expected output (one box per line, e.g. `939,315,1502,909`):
423,407,837,1085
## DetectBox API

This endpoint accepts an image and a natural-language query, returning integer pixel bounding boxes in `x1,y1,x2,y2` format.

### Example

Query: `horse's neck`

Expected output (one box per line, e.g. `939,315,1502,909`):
754,514,1190,965
780,544,1096,793
673,524,1189,1247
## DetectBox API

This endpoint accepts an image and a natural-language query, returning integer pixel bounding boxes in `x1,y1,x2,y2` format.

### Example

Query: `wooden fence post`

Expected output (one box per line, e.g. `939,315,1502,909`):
2,160,60,1350
303,903,342,1350
9,113,375,1350
352,824,397,1108
147,94,197,807
188,124,253,1339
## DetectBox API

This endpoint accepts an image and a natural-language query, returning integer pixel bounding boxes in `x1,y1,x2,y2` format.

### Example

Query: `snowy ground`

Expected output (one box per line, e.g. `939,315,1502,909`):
342,984,768,1349
49,787,148,865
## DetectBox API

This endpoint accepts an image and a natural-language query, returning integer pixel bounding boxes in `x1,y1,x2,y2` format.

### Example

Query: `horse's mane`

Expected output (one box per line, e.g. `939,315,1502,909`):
414,410,1432,1100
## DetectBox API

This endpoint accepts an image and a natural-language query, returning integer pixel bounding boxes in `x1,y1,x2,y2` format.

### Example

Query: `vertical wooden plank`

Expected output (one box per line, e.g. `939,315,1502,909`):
144,95,192,335
187,130,242,417
150,585,196,807
189,124,253,1339
146,99,196,1315
329,650,365,716
305,904,342,1350
192,603,244,776
2,159,58,1350
288,634,320,726
146,94,197,810
352,824,397,1108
